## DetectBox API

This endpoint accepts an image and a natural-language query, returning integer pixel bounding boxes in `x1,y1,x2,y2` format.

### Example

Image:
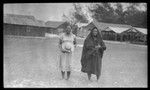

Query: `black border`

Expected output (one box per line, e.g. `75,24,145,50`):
2,0,149,89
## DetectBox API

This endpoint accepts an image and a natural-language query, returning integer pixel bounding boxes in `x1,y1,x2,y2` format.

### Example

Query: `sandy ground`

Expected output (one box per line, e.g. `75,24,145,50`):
4,36,147,88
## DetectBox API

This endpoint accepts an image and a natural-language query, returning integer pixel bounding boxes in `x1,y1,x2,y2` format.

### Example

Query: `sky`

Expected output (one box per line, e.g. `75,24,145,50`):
4,3,146,22
4,3,74,22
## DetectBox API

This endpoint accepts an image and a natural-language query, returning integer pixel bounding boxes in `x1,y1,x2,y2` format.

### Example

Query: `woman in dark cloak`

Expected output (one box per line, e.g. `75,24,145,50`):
81,27,106,81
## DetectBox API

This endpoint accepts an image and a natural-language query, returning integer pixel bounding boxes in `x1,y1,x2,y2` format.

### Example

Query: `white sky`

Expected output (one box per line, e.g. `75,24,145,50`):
4,3,146,22
4,3,74,22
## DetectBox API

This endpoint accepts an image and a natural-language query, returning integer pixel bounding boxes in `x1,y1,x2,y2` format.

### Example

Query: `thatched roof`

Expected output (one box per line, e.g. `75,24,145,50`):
4,14,45,27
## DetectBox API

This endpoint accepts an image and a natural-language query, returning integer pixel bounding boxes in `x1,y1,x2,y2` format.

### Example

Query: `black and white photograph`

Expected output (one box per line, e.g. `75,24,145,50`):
3,3,147,88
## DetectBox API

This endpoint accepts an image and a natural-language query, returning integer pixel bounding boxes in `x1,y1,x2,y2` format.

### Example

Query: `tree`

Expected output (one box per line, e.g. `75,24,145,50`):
141,11,147,28
72,3,89,23
62,13,78,35
114,3,126,24
62,3,90,35
89,3,117,23
124,3,147,28
88,3,147,28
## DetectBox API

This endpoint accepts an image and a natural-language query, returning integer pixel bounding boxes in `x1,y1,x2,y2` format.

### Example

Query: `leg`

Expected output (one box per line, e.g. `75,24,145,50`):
66,53,71,80
87,73,91,81
66,71,71,80
96,74,100,81
61,71,65,79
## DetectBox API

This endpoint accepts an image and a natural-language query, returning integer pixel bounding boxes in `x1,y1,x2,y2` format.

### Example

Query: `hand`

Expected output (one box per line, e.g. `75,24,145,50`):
95,44,101,49
61,49,71,53
74,44,77,48
66,50,71,53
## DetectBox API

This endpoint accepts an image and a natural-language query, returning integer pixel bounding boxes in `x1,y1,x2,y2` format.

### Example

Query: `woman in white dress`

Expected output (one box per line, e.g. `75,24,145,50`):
58,26,76,80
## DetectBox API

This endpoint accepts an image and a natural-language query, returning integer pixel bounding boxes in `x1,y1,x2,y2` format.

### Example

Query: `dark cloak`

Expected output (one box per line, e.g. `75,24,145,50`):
81,27,106,76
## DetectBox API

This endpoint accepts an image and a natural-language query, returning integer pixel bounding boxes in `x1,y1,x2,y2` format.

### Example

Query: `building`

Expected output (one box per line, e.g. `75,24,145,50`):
133,27,147,43
45,21,69,34
82,19,132,41
121,27,147,44
104,27,131,41
4,14,68,37
101,27,116,40
3,14,47,37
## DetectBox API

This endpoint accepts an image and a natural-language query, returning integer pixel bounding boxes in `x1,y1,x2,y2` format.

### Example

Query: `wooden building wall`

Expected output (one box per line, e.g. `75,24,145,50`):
3,23,57,37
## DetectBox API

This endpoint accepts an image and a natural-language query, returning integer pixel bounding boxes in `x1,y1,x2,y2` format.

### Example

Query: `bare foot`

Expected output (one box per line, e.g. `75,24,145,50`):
65,78,69,81
96,79,100,83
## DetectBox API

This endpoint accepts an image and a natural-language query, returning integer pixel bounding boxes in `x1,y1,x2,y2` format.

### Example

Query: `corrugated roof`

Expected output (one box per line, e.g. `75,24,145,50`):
104,26,147,34
4,14,69,29
122,27,142,34
83,19,132,32
133,27,147,35
93,20,132,30
108,27,130,34
4,14,45,27
104,27,113,32
37,20,45,27
45,21,65,28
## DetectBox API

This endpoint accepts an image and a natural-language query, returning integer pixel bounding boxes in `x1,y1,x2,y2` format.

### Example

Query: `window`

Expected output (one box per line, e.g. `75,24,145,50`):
27,26,30,32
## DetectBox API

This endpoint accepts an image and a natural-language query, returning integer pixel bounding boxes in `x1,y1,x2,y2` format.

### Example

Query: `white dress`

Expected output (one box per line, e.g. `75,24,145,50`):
59,33,76,72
